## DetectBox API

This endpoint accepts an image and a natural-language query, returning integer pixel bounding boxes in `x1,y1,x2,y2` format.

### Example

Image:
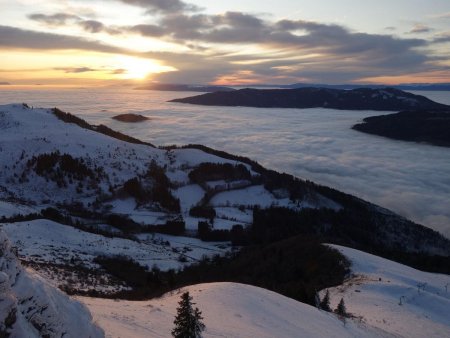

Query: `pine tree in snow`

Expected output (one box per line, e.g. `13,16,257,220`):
336,298,347,317
319,290,331,312
172,291,205,338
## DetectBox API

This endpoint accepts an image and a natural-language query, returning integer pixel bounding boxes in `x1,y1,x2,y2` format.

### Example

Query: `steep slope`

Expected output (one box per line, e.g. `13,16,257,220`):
170,87,449,110
79,282,389,338
0,230,103,337
325,245,450,338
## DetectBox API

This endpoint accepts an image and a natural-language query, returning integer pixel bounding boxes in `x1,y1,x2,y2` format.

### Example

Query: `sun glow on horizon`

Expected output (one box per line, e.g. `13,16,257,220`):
114,56,176,80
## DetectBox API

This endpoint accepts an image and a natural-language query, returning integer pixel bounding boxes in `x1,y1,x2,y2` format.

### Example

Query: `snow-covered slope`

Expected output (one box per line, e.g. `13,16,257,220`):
1,219,228,292
326,245,450,338
0,230,103,337
79,282,389,338
0,103,337,292
1,103,449,337
79,248,450,338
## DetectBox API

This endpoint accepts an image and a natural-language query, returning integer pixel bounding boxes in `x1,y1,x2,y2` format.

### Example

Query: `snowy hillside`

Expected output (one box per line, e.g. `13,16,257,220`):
0,103,345,292
325,245,450,338
79,282,389,338
79,248,450,338
0,230,103,337
1,103,449,337
1,219,229,292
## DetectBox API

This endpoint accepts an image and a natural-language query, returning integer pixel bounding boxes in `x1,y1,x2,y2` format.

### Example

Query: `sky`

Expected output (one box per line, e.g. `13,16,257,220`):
1,0,450,85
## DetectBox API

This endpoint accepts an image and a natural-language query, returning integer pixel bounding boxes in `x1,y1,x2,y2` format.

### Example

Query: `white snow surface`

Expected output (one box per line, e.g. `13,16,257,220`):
79,282,385,338
0,230,103,337
78,247,450,338
327,245,450,338
1,220,228,291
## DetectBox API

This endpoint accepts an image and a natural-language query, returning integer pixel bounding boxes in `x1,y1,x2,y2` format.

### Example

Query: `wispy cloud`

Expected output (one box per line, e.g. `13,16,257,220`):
432,31,450,44
408,24,432,34
28,12,80,26
117,0,200,14
54,67,98,73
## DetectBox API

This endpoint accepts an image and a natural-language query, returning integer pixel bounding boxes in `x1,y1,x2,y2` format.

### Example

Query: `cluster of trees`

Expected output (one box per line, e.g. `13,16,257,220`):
197,222,246,244
318,290,348,319
122,161,180,212
197,221,228,242
189,206,216,220
25,151,105,189
241,206,450,274
106,214,185,236
188,162,251,184
92,236,349,306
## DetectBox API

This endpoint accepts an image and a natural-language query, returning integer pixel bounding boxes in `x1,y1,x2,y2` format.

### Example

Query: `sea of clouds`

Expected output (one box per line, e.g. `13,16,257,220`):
1,87,449,238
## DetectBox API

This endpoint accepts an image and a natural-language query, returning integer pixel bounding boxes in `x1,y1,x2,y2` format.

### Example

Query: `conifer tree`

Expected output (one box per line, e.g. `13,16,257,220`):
172,292,205,338
336,298,347,317
319,290,331,312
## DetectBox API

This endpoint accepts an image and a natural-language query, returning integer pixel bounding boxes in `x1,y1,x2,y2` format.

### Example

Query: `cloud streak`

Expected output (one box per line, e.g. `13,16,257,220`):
408,24,432,34
118,0,199,13
28,12,80,25
54,67,98,73
0,25,126,54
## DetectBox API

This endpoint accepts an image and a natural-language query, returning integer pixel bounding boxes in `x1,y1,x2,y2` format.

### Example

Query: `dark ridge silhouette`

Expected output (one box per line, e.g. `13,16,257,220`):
352,110,450,147
135,83,235,92
170,87,449,111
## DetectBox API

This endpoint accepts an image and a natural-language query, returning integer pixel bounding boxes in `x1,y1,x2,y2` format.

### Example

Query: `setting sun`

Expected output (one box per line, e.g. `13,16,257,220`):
114,56,176,80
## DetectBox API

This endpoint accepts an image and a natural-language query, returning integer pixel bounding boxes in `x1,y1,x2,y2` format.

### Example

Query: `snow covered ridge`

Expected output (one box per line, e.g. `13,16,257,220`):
325,245,450,338
79,282,388,338
79,247,450,338
0,230,103,337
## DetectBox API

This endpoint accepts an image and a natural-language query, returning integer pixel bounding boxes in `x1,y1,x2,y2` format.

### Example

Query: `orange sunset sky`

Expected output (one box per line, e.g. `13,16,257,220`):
1,0,450,86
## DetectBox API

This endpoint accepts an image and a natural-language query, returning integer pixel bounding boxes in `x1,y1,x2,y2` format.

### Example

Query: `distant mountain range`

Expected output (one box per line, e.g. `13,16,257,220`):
135,82,450,92
170,87,449,111
135,83,234,92
257,82,450,91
